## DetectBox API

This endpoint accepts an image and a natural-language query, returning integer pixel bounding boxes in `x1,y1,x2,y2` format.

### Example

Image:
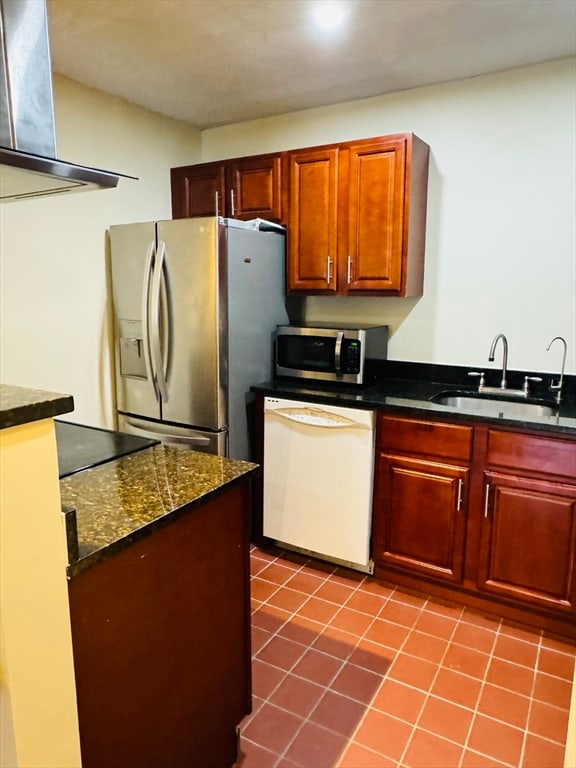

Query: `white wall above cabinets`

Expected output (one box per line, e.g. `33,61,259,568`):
202,58,576,375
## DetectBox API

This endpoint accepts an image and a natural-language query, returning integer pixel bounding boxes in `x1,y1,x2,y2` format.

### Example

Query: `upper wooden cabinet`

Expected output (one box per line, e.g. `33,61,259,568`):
286,134,430,296
171,153,283,222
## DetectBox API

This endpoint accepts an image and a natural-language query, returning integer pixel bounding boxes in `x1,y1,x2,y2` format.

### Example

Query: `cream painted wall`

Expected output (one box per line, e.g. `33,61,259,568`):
202,58,576,376
0,77,201,428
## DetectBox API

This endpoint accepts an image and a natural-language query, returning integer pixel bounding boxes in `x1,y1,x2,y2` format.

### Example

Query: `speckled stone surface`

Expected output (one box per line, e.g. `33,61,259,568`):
60,444,257,576
0,383,74,429
252,375,576,436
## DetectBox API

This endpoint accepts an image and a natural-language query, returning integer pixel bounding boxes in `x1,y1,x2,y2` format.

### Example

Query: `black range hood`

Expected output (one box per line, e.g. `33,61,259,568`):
0,0,134,202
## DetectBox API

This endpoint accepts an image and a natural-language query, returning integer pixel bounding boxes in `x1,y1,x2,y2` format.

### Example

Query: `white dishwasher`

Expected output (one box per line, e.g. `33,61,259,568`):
263,396,375,573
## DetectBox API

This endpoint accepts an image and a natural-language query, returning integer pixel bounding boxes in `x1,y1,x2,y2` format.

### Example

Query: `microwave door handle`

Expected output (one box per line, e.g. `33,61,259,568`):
150,240,169,401
141,240,160,402
334,331,344,376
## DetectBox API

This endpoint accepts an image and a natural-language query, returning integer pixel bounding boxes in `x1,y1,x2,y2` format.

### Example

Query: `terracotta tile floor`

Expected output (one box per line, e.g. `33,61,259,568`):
237,546,575,768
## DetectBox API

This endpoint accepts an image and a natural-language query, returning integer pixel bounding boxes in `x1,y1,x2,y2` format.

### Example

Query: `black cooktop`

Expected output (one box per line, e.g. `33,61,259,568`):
55,420,159,478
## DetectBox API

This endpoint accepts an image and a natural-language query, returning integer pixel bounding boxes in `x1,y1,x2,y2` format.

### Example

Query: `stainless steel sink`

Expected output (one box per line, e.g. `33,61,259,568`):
430,393,558,419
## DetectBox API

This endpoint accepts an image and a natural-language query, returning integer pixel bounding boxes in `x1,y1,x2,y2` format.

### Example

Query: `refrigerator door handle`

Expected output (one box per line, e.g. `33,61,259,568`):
150,239,169,401
141,239,159,401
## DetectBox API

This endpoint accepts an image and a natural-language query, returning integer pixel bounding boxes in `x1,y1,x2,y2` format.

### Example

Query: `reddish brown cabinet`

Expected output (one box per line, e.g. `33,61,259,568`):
478,430,576,616
286,146,339,291
171,153,283,222
374,416,472,584
372,413,576,639
286,134,429,296
68,479,253,768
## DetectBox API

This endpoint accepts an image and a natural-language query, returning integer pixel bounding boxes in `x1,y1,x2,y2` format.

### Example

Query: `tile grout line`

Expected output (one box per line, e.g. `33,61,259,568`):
456,614,502,767
397,597,464,768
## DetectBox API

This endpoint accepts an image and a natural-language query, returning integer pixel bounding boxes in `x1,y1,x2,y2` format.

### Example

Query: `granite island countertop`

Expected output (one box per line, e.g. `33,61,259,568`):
0,383,74,429
60,444,257,577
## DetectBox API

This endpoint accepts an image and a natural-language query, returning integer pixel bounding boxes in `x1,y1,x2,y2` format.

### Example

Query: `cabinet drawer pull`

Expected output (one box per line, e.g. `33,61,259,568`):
215,191,220,217
347,255,352,284
456,478,463,511
484,483,491,518
230,189,236,216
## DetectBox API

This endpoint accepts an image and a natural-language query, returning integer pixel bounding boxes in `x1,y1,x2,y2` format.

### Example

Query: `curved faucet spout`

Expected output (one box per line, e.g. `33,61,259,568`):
488,333,508,389
546,336,567,403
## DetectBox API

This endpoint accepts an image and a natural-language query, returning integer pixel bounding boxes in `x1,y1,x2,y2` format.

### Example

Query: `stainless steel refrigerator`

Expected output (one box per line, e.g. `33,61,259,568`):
109,216,289,460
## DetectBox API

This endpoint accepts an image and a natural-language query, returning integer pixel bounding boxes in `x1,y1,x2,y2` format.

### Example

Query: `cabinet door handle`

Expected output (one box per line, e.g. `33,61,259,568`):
347,255,352,284
230,189,236,216
215,191,220,217
456,478,463,511
483,483,491,518
326,257,332,285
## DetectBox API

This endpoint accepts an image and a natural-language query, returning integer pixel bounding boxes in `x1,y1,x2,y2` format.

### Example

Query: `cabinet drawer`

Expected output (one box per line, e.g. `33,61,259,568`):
486,430,576,480
379,415,473,462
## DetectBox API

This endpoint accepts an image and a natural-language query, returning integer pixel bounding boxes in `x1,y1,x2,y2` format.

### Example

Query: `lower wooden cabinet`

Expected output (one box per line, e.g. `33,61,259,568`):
373,413,576,639
477,429,576,617
68,480,252,768
478,470,576,613
375,454,469,583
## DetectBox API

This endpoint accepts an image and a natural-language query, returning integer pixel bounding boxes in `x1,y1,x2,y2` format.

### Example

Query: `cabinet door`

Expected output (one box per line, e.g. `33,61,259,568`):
171,162,226,218
287,147,339,292
374,454,468,583
345,137,407,294
227,154,283,222
478,471,576,615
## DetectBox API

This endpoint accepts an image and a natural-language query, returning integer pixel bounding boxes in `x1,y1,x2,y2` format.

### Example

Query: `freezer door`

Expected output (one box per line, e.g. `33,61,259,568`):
118,414,227,455
156,218,226,430
110,222,161,420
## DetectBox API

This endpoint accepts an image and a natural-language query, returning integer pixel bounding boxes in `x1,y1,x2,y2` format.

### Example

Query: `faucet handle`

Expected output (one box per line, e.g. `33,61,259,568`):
522,376,542,396
468,371,485,390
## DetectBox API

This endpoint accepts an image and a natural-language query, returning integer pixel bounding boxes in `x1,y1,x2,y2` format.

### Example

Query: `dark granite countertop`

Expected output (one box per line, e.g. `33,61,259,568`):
0,383,74,429
60,444,257,577
251,361,576,437
55,419,159,478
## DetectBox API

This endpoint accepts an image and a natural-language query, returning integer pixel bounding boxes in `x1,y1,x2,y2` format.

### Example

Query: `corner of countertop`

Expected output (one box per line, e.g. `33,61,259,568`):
0,383,74,430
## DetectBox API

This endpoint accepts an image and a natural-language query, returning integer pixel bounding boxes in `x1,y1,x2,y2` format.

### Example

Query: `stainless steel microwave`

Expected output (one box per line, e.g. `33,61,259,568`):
275,323,388,385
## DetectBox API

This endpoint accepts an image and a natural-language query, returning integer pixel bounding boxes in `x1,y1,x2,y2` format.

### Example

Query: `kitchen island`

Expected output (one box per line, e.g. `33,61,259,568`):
1,384,257,768
59,434,257,768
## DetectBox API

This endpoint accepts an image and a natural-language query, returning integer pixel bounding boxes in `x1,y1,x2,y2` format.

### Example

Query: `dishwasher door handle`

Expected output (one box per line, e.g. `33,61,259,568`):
271,407,366,429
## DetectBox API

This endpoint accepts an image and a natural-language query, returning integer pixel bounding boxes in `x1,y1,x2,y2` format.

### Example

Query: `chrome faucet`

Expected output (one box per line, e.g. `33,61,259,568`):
488,333,508,390
546,336,567,403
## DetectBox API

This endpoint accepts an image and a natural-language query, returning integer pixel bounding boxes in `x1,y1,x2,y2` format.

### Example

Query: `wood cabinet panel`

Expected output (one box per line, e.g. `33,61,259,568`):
171,153,283,221
379,415,473,462
287,147,339,292
372,413,576,638
374,454,468,582
286,133,429,297
226,154,282,220
486,429,576,479
346,138,405,292
478,471,576,613
171,162,225,218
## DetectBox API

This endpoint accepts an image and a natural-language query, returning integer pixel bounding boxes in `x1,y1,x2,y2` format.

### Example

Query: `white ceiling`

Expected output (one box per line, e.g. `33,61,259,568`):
47,0,576,131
